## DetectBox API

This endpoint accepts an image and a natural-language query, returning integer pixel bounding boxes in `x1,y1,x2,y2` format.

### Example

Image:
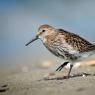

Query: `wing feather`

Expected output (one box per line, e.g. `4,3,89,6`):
58,29,95,52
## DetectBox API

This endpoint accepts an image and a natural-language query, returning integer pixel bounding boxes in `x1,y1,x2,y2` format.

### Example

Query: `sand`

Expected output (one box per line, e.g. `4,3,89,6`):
0,65,95,95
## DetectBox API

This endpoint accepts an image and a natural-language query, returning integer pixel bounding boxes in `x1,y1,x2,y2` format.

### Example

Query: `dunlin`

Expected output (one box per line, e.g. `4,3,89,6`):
25,24,95,78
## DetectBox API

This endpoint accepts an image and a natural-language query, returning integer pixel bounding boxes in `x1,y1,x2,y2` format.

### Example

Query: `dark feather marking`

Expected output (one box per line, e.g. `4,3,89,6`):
58,29,95,52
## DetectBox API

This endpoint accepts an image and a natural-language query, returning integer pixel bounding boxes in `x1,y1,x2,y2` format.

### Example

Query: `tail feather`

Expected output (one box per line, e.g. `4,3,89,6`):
88,45,95,51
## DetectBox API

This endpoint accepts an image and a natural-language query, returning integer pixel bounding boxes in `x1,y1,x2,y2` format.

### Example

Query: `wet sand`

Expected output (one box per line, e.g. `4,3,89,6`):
0,65,95,95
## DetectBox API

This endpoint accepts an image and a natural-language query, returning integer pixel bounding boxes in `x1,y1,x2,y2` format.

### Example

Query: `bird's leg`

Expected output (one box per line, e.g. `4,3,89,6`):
56,61,69,71
67,64,73,78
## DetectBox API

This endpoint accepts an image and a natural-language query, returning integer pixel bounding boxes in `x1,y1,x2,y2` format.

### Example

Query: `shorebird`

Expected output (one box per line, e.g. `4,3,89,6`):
25,24,95,78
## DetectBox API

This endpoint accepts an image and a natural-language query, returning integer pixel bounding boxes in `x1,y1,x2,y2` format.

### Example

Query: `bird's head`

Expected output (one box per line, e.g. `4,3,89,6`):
25,24,55,46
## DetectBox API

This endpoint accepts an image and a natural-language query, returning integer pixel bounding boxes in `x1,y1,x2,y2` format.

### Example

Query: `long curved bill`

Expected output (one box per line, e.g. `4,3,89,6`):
25,36,38,46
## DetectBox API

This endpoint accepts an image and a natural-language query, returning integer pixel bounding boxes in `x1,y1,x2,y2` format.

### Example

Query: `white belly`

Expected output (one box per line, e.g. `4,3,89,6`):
77,50,95,61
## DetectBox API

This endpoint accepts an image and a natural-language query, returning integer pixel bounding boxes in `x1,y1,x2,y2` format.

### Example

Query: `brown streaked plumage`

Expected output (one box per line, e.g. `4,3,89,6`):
25,24,95,78
58,29,95,52
38,24,53,29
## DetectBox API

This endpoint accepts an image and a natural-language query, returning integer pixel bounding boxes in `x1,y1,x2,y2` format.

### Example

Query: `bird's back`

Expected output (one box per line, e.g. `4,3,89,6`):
58,29,95,53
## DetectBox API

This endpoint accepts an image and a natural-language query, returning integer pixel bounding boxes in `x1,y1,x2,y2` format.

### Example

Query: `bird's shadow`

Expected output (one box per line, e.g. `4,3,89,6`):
39,72,95,81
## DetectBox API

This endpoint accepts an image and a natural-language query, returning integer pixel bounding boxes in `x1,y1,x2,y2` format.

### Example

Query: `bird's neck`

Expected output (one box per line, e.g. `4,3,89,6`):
44,33,57,44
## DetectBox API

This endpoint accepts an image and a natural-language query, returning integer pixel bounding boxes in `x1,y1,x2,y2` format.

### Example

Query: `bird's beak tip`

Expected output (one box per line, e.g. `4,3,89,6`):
25,43,28,46
25,36,38,46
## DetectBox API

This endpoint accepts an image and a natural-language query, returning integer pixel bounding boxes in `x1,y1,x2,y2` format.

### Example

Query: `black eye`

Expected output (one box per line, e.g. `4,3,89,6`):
42,30,45,32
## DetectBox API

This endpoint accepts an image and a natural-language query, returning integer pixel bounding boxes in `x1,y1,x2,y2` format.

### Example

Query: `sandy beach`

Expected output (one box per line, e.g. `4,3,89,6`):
0,63,95,95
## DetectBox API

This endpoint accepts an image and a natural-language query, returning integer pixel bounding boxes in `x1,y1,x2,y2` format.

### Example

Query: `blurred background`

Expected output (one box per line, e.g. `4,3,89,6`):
0,0,95,77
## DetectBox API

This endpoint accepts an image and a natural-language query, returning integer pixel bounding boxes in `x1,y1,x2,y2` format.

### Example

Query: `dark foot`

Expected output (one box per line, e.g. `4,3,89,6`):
56,62,69,71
